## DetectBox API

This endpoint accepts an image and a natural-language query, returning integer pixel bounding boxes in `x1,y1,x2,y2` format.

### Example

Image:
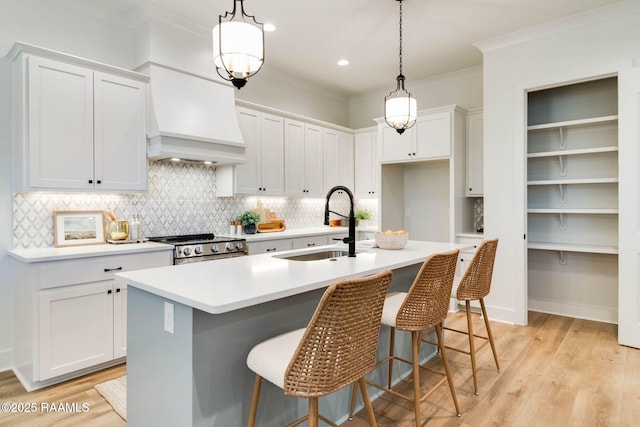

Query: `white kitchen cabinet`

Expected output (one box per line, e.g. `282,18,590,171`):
39,281,115,380
354,129,378,197
323,128,354,193
466,109,483,196
451,234,484,311
234,107,285,195
526,77,619,324
284,119,324,197
11,248,172,390
378,105,467,243
379,108,452,163
12,45,148,192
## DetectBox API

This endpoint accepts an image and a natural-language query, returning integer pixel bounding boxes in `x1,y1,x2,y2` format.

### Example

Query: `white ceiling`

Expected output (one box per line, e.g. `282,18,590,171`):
50,0,624,96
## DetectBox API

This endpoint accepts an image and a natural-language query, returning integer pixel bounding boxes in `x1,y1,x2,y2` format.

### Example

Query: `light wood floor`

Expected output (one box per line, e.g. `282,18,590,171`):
0,311,638,426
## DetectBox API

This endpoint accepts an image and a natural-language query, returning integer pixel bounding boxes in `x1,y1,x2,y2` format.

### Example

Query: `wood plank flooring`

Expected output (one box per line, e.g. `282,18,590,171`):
0,311,638,426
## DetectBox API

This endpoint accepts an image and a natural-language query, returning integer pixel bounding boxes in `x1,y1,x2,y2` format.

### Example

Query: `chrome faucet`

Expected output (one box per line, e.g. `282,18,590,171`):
324,186,356,257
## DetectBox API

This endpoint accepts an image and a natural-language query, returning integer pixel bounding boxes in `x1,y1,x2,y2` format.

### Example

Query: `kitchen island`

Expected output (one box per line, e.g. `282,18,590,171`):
117,240,470,427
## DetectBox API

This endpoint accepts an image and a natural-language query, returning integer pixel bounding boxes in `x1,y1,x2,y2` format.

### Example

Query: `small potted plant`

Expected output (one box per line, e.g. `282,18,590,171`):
237,210,261,234
354,209,372,226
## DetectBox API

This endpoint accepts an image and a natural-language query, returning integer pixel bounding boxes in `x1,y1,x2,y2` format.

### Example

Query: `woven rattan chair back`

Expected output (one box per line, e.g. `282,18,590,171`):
456,238,498,301
284,270,393,398
396,250,459,331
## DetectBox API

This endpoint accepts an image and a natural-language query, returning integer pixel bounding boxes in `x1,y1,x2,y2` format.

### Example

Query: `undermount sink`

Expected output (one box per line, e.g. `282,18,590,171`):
275,250,350,262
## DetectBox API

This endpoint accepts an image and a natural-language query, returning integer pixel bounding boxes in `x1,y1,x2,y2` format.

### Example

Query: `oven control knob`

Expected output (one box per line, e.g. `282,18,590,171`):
195,246,202,255
236,242,244,251
211,244,219,253
225,242,235,252
183,247,191,256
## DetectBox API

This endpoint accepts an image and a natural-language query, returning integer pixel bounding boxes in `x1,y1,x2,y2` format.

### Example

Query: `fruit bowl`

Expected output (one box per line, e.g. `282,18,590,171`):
374,231,409,249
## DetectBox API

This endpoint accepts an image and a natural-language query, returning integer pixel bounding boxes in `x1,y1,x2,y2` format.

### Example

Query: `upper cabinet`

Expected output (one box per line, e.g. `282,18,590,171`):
284,119,324,197
234,107,285,196
378,106,455,163
323,128,354,193
466,109,483,196
11,44,148,192
354,130,378,197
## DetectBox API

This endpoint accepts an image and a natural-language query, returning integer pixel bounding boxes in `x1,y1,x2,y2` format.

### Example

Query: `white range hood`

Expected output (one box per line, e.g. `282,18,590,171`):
141,63,246,164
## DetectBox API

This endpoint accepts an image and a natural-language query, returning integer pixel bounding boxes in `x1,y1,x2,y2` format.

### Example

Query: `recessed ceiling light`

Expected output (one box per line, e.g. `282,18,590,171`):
337,59,349,66
264,23,276,32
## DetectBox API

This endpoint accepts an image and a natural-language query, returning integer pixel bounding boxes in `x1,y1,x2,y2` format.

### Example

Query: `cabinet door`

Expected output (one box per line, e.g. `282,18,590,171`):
415,111,451,159
27,55,94,189
235,108,261,194
323,129,339,191
284,119,306,195
380,125,414,162
38,281,113,381
304,124,324,196
291,235,330,249
259,113,285,195
113,280,127,359
337,131,355,192
355,131,377,197
94,72,147,191
466,110,484,196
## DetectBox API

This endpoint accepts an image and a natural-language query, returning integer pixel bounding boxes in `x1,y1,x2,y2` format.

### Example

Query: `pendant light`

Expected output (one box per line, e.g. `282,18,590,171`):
384,0,417,134
212,0,264,89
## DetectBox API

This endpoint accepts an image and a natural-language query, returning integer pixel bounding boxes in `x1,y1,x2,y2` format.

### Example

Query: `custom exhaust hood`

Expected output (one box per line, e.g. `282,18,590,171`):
141,63,246,164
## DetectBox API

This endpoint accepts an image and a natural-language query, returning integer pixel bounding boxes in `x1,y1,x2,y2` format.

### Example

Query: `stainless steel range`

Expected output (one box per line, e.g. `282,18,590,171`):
148,233,247,265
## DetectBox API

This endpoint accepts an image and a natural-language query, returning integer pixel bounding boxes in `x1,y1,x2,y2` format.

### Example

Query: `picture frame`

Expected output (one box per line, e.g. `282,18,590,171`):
53,210,106,247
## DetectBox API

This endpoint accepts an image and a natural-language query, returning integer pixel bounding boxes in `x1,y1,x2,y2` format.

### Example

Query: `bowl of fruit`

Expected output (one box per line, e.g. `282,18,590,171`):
374,229,409,249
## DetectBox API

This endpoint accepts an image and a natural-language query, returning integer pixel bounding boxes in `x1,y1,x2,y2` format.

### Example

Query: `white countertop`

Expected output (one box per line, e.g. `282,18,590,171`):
8,241,174,262
117,240,470,315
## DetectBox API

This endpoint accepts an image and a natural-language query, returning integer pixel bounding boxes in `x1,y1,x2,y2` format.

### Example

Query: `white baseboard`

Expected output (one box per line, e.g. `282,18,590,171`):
528,298,617,324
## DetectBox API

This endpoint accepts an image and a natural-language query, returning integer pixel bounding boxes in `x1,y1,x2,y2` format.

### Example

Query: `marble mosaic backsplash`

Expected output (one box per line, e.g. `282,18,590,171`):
13,161,378,249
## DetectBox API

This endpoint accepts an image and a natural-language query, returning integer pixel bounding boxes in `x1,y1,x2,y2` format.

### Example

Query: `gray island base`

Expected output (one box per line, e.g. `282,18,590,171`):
121,241,470,426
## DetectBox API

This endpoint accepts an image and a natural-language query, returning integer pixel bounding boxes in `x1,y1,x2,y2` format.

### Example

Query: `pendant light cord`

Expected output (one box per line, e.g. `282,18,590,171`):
398,0,403,76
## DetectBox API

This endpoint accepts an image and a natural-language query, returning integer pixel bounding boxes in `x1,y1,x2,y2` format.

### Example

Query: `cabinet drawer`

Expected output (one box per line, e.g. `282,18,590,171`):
247,239,292,255
456,237,483,253
39,251,171,290
291,236,329,249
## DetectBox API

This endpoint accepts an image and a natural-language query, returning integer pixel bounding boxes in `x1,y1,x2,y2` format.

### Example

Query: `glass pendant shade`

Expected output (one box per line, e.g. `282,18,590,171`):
212,1,264,89
385,75,417,134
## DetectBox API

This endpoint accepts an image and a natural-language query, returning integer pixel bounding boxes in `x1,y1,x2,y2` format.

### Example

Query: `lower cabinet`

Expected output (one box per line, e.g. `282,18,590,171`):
451,235,484,311
12,248,172,389
247,233,347,255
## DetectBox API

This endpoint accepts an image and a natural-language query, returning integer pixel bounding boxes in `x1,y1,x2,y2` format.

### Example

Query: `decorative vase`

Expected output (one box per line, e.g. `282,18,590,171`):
244,223,257,234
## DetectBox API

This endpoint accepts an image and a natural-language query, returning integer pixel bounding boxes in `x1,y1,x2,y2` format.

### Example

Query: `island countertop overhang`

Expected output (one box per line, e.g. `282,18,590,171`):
116,240,471,315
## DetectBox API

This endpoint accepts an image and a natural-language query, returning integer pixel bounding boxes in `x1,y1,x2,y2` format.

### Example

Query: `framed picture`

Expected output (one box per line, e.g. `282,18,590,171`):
53,210,106,247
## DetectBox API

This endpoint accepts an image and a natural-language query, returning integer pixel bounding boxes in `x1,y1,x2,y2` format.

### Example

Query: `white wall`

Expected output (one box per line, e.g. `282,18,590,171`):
480,1,640,325
0,57,13,370
349,66,483,129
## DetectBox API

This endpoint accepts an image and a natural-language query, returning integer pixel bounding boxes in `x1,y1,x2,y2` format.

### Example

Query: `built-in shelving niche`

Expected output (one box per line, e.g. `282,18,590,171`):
526,77,618,324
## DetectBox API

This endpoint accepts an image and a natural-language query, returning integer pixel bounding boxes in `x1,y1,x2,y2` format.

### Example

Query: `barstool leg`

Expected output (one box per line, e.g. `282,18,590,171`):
247,375,263,427
412,331,421,427
465,300,479,395
348,381,358,420
358,377,378,427
480,298,500,372
388,327,396,388
435,323,461,416
308,397,319,427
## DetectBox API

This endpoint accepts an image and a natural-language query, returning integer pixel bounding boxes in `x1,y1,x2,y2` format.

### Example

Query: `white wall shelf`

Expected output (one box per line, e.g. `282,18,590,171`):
528,242,618,255
527,208,618,214
527,115,618,131
527,178,618,185
527,146,618,158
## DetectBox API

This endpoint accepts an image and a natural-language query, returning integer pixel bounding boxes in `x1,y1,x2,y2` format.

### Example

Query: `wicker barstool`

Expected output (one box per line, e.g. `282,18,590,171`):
246,270,393,427
350,250,461,427
437,238,500,395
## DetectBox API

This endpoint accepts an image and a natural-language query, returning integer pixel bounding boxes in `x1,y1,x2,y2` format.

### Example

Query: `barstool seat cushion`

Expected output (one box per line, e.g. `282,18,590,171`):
381,292,408,327
247,328,306,390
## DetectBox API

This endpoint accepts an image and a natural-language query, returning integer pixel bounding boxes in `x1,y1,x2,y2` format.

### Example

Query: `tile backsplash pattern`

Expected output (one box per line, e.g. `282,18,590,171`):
13,161,377,249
